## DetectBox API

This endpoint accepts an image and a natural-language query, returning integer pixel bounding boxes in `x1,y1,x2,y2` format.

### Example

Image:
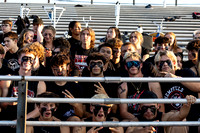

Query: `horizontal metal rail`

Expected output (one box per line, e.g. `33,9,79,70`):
0,97,17,102
0,76,200,83
27,98,200,104
1,121,200,127
25,121,200,127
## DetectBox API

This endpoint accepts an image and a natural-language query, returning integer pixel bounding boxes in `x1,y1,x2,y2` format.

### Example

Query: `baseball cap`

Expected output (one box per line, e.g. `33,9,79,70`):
32,18,43,25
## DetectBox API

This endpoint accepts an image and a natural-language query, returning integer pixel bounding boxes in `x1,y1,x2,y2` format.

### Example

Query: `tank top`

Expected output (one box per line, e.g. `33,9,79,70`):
127,82,150,116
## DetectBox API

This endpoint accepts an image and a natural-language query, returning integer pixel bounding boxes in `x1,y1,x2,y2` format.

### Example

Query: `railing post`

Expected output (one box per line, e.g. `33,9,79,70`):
133,0,135,5
91,0,93,4
175,0,177,6
48,0,50,3
16,80,28,133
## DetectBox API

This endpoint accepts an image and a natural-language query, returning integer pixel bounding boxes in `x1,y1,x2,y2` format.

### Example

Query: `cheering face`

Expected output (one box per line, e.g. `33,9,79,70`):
125,56,142,76
91,104,111,122
51,63,69,76
42,29,55,43
71,22,82,36
89,60,104,76
18,53,35,71
140,103,158,120
38,103,56,120
24,31,34,44
157,55,173,72
106,28,116,40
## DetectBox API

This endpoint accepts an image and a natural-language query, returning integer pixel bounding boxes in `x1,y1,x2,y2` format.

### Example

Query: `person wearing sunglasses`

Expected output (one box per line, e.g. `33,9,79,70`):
118,51,163,121
82,94,124,133
126,91,196,133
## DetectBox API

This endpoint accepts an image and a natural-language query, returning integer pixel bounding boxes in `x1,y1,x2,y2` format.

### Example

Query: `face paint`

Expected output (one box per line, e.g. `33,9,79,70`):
126,61,140,69
40,107,56,117
92,104,110,117
140,105,157,116
159,60,172,70
89,61,103,72
21,56,34,65
157,46,168,50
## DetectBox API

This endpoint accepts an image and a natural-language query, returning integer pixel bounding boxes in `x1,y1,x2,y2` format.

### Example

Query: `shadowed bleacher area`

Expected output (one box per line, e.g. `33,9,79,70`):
0,3,199,50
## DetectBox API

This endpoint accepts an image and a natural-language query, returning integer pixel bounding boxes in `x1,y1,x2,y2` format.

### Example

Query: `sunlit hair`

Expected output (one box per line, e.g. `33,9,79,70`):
17,45,36,59
106,38,123,48
2,20,13,27
18,29,34,48
4,31,18,40
123,51,142,62
186,40,200,51
25,42,45,63
154,50,178,71
80,27,95,48
91,94,113,107
129,31,144,45
165,32,178,52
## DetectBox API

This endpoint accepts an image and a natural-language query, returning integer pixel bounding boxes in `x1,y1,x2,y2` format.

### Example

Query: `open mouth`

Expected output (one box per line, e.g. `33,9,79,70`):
44,112,51,117
97,114,104,117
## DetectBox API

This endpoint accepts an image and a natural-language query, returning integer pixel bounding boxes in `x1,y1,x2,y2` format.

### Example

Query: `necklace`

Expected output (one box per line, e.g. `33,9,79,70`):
130,82,142,93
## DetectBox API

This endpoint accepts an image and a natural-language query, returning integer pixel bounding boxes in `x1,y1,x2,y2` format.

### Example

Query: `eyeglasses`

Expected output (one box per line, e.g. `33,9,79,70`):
21,56,34,64
43,33,54,38
90,61,103,68
126,60,140,69
141,105,156,113
92,104,110,112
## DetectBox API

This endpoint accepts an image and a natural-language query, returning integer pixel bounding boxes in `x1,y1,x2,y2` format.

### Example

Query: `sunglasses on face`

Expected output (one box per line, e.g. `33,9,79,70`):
90,61,103,68
159,60,172,68
141,105,156,113
126,61,140,69
43,33,54,38
21,56,34,64
92,104,110,112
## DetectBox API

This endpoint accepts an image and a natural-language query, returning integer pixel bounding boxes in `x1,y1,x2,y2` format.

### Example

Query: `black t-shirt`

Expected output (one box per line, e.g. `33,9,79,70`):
68,37,81,57
126,82,150,116
182,60,195,69
45,81,84,120
0,33,4,44
141,46,150,57
28,117,61,133
160,69,198,112
4,51,20,73
145,54,156,65
0,64,13,75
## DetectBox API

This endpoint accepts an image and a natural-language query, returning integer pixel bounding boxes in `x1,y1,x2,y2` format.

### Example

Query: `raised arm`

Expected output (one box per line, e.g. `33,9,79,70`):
165,95,196,121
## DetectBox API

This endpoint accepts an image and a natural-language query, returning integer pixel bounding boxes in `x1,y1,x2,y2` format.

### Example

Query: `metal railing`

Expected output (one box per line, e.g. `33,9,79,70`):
0,76,200,133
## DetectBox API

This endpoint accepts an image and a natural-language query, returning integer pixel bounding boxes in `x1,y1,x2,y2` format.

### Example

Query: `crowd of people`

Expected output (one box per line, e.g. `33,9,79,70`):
0,17,199,133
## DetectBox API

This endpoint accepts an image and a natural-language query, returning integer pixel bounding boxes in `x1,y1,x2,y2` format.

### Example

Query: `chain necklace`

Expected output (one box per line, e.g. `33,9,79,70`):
130,82,142,93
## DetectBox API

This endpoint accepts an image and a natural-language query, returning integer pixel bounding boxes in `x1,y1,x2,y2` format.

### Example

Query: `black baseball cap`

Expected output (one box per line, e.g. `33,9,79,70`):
32,18,43,25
